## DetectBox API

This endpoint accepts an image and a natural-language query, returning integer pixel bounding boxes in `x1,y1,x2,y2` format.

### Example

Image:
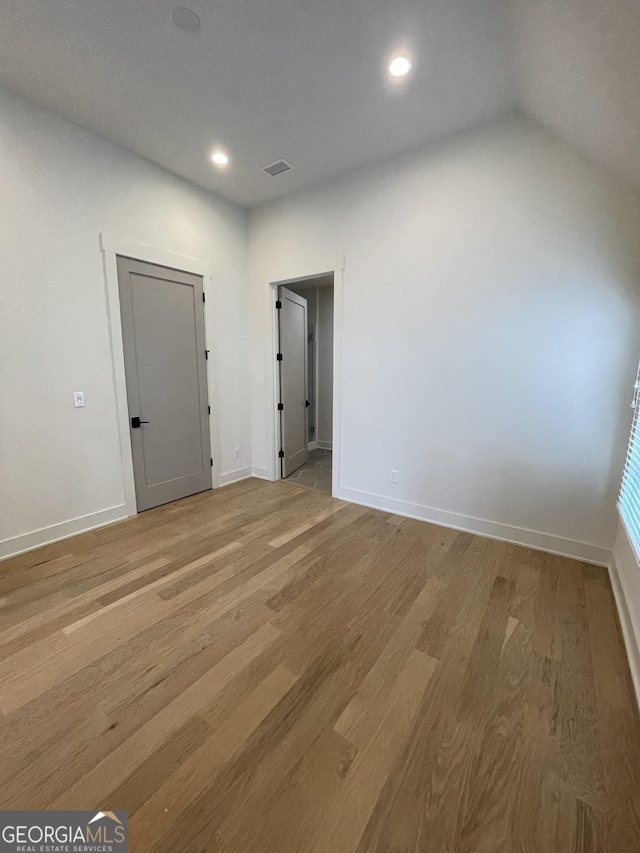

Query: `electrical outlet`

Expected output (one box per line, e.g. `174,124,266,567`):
234,447,240,459
73,392,85,408
390,469,398,484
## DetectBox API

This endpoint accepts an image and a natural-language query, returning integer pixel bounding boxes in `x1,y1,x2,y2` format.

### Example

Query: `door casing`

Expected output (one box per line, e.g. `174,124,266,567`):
269,267,341,496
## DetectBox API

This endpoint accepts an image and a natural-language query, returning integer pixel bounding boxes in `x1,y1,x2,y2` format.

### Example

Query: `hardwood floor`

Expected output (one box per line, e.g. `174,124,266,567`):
1,478,639,852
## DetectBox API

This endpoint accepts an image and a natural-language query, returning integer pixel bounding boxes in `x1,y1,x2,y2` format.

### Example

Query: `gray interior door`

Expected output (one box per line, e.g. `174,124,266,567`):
117,256,212,511
278,286,309,478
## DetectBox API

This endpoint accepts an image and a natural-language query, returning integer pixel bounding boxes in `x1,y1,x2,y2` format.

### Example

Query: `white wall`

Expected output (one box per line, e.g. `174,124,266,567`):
249,114,640,563
0,88,251,557
316,286,334,448
4,98,640,568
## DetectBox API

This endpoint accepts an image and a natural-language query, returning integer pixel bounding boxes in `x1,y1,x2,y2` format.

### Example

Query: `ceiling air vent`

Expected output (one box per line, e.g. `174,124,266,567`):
262,159,292,177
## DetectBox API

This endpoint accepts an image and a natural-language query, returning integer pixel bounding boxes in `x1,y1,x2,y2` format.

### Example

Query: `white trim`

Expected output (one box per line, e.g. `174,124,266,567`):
269,283,281,481
218,467,252,486
317,440,333,451
100,233,219,516
334,484,611,566
609,523,640,711
101,248,137,517
251,466,271,480
609,552,640,712
331,258,345,498
267,262,343,494
0,505,128,561
100,233,213,278
308,441,318,451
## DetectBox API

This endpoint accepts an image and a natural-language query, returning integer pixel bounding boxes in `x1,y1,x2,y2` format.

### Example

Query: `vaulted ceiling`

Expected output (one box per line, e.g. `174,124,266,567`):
508,0,640,191
0,0,637,208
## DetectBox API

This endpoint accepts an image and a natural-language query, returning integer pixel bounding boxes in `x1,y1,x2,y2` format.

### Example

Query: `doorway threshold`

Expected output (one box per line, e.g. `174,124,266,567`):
284,449,332,494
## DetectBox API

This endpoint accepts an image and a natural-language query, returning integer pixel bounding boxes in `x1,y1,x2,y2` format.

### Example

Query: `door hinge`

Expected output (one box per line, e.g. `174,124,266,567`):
208,405,211,414
205,350,209,360
278,402,284,411
276,353,283,361
210,458,213,467
275,300,282,309
279,449,284,458
202,292,206,302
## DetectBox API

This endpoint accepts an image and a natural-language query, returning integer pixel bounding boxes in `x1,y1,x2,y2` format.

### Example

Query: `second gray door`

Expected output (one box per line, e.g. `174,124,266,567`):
278,286,309,477
117,256,212,511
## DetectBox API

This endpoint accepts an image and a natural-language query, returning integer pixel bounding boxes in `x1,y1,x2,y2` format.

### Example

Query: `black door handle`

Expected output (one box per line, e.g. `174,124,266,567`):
305,400,310,407
131,417,149,428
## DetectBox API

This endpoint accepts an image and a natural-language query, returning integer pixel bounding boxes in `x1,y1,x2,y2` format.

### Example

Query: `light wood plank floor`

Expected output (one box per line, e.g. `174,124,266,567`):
1,478,639,852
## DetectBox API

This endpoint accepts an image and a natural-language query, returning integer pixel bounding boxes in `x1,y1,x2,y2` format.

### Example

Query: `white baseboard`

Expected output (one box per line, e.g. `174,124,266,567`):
218,467,252,486
334,485,611,567
0,505,129,562
609,529,640,711
317,441,333,451
308,441,318,451
0,466,264,562
251,465,273,481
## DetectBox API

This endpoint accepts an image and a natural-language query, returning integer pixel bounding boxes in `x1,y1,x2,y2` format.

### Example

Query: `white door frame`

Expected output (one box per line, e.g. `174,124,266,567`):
100,232,215,518
268,260,344,496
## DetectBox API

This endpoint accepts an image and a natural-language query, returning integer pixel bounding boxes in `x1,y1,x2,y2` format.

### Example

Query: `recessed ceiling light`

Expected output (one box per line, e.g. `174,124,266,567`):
211,150,229,167
389,56,412,78
172,7,201,33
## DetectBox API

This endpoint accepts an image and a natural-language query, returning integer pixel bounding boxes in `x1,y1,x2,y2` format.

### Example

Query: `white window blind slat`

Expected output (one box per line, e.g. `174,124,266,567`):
618,360,640,563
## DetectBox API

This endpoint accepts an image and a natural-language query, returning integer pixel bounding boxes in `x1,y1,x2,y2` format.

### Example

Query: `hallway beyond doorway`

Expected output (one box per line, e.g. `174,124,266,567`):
284,448,332,493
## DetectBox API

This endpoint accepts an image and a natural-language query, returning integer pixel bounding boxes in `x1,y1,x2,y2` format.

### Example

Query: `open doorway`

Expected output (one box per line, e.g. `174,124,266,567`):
275,273,334,493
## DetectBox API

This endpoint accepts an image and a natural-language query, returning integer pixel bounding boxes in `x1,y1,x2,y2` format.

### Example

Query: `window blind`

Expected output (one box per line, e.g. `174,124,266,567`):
618,360,640,561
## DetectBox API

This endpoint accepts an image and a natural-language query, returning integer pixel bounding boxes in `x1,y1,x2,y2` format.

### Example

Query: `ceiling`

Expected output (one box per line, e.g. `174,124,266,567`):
288,274,334,291
507,0,640,191
0,0,513,208
0,1,637,208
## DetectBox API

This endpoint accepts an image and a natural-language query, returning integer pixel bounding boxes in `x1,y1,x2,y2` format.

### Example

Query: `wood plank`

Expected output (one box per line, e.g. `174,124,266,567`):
130,665,299,852
310,649,436,853
50,622,282,809
0,479,637,852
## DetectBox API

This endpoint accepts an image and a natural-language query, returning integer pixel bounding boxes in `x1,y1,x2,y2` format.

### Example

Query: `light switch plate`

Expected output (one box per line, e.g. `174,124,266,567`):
73,392,85,408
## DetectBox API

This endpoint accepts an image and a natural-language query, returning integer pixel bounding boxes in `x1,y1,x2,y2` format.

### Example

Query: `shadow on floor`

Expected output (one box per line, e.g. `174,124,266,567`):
284,449,332,494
